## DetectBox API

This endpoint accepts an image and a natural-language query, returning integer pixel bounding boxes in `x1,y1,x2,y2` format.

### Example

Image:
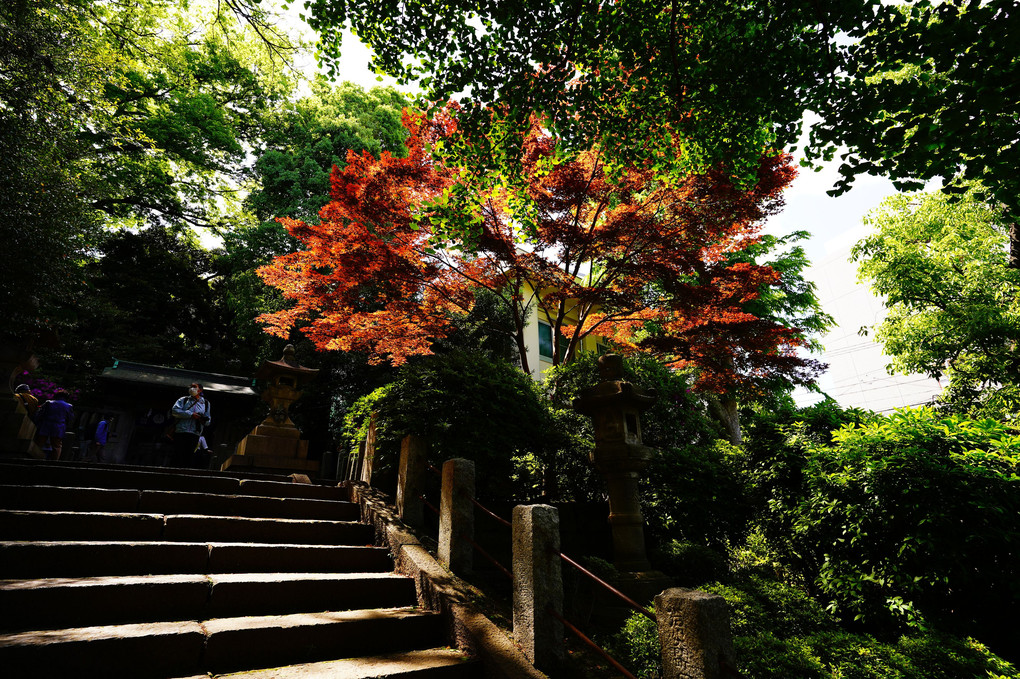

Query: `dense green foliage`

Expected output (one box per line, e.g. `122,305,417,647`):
1,0,103,330
787,411,1017,645
807,2,1020,241
1,0,295,340
853,187,1020,417
608,570,1018,679
298,0,1020,259
341,350,549,497
246,79,408,224
737,401,1020,662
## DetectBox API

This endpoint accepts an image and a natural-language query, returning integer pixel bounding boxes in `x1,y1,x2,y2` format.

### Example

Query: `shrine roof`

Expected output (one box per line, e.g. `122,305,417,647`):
100,360,258,396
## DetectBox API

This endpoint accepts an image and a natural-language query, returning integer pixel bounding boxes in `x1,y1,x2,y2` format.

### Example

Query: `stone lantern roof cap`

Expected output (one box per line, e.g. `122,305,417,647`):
255,344,319,381
572,354,657,415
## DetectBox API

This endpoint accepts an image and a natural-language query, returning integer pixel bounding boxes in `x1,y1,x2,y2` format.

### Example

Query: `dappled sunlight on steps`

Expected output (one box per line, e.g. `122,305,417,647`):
0,460,477,678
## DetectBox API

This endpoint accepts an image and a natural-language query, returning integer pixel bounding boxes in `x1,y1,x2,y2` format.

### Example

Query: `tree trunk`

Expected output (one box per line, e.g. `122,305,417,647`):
707,394,742,444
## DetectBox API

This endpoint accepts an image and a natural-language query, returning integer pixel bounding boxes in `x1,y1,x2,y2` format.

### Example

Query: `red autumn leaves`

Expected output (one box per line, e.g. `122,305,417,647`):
258,109,817,393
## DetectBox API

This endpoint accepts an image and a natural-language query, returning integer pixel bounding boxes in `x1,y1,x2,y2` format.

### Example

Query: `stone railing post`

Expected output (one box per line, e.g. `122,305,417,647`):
655,588,735,679
396,434,426,527
438,457,475,575
512,504,564,670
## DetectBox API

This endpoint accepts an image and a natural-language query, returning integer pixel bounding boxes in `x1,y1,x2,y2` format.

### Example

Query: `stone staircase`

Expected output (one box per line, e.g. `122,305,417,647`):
0,460,475,678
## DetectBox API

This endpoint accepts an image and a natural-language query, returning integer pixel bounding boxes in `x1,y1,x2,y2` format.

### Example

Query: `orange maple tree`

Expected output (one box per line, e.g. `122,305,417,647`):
258,110,819,393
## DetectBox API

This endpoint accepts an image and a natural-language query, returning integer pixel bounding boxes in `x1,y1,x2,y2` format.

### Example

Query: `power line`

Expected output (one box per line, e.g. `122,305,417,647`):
875,401,937,413
829,378,937,397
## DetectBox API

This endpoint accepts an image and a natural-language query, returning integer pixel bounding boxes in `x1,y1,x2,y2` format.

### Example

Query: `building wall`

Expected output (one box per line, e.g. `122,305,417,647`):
522,283,607,381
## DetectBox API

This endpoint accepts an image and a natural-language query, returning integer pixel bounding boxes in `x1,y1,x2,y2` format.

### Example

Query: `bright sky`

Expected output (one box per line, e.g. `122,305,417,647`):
270,8,940,411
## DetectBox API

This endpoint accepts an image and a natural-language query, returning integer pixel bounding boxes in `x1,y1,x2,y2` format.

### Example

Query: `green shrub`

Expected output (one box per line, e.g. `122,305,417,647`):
341,350,549,498
606,569,1018,679
704,575,835,639
732,634,826,679
604,607,661,679
651,540,728,587
740,403,1020,659
791,409,1019,645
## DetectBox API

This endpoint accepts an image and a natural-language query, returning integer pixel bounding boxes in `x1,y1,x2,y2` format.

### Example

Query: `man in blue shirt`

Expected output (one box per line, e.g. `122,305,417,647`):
170,382,210,467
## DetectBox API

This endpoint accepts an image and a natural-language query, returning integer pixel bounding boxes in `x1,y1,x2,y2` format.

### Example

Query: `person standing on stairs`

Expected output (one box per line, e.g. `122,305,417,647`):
34,389,74,460
14,384,39,420
89,414,114,463
170,382,210,468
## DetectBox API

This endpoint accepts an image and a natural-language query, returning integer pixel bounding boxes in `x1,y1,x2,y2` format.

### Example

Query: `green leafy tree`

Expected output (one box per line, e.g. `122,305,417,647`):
246,79,409,224
852,186,1020,417
1,0,297,341
83,0,295,230
62,227,233,376
0,0,104,333
808,1,1020,263
299,0,868,185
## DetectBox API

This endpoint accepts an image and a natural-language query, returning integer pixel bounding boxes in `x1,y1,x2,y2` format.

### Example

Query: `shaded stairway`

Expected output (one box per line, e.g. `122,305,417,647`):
0,460,474,678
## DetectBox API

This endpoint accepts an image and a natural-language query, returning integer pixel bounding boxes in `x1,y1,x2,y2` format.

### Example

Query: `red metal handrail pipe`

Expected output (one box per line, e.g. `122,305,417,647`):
546,607,639,679
462,533,513,580
421,495,440,515
555,551,656,622
469,497,512,528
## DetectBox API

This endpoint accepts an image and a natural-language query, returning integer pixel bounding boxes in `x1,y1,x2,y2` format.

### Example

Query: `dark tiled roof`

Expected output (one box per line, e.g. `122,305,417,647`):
100,360,257,396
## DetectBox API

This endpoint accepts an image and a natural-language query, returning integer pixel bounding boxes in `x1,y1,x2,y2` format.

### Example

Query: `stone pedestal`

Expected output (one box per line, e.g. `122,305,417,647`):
221,345,320,475
223,422,318,474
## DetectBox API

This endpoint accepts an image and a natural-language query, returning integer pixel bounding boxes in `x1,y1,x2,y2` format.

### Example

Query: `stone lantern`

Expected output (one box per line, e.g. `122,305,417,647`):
573,354,657,572
222,344,320,475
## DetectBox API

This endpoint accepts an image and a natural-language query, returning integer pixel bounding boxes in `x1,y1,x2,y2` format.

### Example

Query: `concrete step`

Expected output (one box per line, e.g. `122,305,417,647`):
0,572,417,631
0,541,393,578
0,462,348,501
2,458,330,485
0,484,360,521
0,607,445,678
205,648,476,679
0,462,240,495
0,510,374,544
